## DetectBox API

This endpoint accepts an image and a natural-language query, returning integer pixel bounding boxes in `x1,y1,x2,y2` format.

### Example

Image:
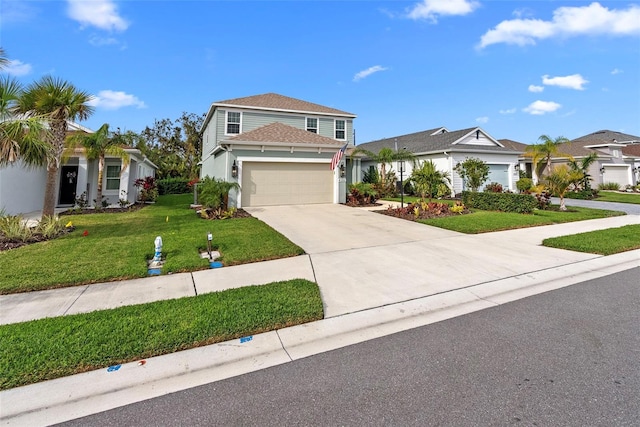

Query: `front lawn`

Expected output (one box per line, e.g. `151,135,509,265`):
595,191,640,205
542,224,640,255
0,194,304,294
0,279,323,390
418,207,624,234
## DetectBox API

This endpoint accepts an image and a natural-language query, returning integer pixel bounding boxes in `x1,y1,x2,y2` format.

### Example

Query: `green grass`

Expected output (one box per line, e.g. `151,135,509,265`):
595,191,640,204
0,279,323,390
542,224,640,255
0,194,303,294
418,207,625,234
382,196,457,206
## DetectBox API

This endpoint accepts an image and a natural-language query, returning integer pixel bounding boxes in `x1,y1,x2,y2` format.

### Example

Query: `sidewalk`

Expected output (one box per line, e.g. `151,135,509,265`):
1,213,639,426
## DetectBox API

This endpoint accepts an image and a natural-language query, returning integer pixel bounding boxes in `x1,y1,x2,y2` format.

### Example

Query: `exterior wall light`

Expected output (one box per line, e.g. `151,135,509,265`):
600,166,605,174
231,160,238,178
514,164,520,172
339,163,346,178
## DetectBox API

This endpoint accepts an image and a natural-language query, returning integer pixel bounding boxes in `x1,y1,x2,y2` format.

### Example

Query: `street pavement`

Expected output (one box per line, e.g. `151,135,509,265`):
58,268,640,427
551,196,640,215
1,200,639,425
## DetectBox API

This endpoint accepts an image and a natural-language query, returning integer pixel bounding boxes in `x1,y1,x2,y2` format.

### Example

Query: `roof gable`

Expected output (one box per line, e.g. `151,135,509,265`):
226,122,344,146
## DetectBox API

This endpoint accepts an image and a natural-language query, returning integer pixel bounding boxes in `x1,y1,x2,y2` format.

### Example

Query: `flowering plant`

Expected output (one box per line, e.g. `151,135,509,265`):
135,177,158,202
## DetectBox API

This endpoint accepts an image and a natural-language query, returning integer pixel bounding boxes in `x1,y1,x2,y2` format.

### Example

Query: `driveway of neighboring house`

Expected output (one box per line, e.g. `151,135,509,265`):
551,197,640,215
245,204,604,318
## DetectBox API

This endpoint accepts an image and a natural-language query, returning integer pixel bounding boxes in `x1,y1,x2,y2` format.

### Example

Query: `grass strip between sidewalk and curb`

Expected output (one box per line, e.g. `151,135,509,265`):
542,224,640,255
417,207,625,234
0,194,304,294
0,279,323,391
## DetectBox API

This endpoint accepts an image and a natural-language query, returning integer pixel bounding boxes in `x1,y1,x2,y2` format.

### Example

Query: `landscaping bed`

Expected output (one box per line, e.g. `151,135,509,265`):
376,201,468,220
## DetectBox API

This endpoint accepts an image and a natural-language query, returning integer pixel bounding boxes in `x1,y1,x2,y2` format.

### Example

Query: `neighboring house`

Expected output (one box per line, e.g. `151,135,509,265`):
0,122,157,216
357,127,522,194
519,130,640,188
199,93,356,207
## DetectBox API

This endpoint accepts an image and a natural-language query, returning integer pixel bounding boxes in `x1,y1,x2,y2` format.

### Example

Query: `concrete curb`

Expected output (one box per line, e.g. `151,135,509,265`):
2,250,638,426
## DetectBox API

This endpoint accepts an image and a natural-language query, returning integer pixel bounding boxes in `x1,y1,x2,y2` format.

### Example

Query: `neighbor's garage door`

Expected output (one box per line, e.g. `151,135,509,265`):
602,165,630,187
487,164,509,189
241,162,333,207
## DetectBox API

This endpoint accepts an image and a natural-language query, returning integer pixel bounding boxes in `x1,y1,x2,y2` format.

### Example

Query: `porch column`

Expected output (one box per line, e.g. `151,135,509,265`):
77,157,88,202
120,162,131,203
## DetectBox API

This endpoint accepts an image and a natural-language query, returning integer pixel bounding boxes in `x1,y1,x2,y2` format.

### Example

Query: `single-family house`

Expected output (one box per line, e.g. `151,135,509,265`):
0,121,157,216
199,93,356,207
356,127,523,195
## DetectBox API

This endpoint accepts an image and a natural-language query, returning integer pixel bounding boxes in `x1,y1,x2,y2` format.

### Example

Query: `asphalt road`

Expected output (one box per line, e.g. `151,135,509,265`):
60,268,640,427
551,197,640,215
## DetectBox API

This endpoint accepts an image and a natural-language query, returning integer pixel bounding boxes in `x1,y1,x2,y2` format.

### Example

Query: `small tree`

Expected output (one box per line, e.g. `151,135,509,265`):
198,176,239,210
568,152,598,191
410,160,451,201
544,165,584,211
454,158,489,192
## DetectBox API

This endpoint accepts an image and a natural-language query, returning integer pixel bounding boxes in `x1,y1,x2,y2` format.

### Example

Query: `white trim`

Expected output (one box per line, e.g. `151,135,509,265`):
213,103,356,119
334,119,346,141
305,116,319,133
236,157,334,208
225,110,242,136
451,128,505,148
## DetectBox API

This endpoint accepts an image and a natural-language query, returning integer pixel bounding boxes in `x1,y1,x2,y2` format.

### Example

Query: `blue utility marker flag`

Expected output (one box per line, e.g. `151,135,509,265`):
107,364,122,372
240,336,253,343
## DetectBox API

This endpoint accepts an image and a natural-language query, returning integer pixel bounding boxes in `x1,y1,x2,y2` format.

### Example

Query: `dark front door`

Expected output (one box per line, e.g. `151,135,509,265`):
59,166,79,205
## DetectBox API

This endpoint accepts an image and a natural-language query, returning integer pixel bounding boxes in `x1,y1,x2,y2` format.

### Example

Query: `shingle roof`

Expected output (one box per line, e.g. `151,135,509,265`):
357,127,521,154
555,130,640,158
622,144,640,158
226,122,344,146
499,139,528,151
213,93,356,118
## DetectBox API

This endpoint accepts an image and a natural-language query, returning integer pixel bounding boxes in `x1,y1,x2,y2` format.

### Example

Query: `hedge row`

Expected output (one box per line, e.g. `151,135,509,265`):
462,191,537,214
157,178,192,195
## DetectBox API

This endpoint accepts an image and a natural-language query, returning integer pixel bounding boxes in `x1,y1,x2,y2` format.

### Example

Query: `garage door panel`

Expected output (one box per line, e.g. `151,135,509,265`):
241,162,333,207
602,166,630,187
487,164,509,189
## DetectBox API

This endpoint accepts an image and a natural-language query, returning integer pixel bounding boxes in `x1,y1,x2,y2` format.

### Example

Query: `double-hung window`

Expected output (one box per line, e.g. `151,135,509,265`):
306,118,318,133
105,165,120,190
226,111,241,135
335,119,346,140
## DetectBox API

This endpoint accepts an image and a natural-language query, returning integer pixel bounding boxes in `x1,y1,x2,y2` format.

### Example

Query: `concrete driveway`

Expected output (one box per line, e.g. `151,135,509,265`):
246,204,605,318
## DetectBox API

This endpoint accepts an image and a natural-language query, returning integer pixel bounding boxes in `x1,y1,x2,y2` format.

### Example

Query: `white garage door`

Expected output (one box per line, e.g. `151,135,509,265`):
241,162,333,207
487,164,509,190
602,165,630,187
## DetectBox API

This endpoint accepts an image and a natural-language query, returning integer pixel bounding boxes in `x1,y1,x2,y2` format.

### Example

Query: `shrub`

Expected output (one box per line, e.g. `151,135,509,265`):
198,176,239,210
34,216,65,239
461,191,537,213
362,165,380,184
516,178,533,193
347,183,378,206
454,158,489,192
565,189,598,200
0,215,33,242
157,178,192,195
135,176,159,202
598,182,621,191
484,182,503,193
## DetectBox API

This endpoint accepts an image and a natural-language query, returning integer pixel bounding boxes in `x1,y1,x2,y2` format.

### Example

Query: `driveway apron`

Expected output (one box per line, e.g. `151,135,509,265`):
245,204,599,318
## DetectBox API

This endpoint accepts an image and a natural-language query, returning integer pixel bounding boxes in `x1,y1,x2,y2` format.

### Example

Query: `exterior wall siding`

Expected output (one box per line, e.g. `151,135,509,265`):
0,163,47,215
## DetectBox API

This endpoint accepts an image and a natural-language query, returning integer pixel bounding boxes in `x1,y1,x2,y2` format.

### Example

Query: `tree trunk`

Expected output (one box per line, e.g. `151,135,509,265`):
96,155,105,209
560,197,567,211
42,164,58,217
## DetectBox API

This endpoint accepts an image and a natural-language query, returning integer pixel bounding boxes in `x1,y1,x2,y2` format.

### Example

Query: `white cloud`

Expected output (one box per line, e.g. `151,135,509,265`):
523,100,562,115
475,116,489,124
542,74,588,90
4,59,32,76
89,36,119,46
499,108,517,114
528,84,544,93
407,0,479,22
478,2,640,48
353,65,388,82
67,0,129,31
611,68,623,75
88,90,146,110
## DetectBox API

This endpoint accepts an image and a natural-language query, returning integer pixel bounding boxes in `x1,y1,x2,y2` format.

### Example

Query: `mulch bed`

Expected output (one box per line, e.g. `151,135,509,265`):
0,228,75,252
60,203,147,216
199,208,252,220
375,202,470,221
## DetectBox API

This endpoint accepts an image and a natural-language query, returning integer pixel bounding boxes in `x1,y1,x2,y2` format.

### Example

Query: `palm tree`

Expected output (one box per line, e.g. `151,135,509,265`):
0,76,52,167
410,159,451,201
568,152,598,191
544,165,584,211
0,47,9,70
524,135,572,180
351,146,416,188
15,76,94,216
66,123,130,209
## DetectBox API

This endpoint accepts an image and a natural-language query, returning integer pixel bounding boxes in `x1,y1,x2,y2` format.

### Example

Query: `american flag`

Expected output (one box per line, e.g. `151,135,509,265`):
330,143,348,171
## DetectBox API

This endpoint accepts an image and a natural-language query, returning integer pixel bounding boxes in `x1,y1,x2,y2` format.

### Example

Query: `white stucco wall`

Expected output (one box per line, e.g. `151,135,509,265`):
0,162,47,215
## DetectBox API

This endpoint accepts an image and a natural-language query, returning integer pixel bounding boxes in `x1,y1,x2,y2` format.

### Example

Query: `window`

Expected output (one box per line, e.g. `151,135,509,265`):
335,120,346,140
105,165,120,190
226,111,241,134
306,118,318,133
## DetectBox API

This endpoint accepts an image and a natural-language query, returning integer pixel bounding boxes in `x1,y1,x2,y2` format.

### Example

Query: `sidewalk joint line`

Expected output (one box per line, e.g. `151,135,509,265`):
276,330,293,361
191,273,198,296
62,285,90,315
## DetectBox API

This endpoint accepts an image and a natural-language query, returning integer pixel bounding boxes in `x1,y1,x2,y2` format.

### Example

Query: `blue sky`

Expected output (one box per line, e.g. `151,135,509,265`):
2,0,639,145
